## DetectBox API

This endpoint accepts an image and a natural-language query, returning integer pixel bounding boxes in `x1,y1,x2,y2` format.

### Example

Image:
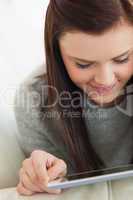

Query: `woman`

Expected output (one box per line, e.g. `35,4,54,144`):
14,0,133,196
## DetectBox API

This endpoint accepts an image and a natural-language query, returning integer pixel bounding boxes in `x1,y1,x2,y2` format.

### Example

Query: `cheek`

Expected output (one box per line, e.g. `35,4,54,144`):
61,51,93,86
65,64,92,87
117,62,133,82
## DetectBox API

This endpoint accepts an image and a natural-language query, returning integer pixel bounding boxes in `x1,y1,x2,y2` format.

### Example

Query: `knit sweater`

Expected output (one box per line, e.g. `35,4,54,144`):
82,91,133,168
14,72,133,174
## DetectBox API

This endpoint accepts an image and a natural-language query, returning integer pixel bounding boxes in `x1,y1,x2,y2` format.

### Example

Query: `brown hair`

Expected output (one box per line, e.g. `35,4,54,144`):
39,0,133,173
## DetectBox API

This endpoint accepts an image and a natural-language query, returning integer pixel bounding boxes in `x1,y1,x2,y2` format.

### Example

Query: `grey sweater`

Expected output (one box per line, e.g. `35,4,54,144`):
82,92,133,168
14,72,133,174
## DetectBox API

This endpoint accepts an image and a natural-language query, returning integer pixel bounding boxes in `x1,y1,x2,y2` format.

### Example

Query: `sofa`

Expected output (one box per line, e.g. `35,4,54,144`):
0,65,45,189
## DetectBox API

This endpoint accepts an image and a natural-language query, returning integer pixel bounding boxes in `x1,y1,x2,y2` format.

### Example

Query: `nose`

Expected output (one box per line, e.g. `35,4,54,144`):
94,64,116,87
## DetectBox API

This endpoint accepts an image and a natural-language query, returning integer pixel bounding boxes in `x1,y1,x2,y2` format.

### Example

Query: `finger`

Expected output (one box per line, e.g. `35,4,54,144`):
43,178,63,194
16,182,35,196
22,158,44,192
19,168,43,193
47,159,67,181
25,159,44,192
22,158,38,184
31,151,50,184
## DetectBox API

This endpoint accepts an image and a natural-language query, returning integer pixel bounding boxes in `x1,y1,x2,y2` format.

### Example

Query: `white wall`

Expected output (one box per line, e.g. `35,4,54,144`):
0,0,49,106
0,0,49,127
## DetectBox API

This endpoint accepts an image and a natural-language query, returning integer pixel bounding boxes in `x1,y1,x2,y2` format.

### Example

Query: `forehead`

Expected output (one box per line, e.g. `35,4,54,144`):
59,23,133,60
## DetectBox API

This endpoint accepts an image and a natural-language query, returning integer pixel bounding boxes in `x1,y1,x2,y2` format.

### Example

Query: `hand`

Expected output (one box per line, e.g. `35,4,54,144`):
17,150,67,196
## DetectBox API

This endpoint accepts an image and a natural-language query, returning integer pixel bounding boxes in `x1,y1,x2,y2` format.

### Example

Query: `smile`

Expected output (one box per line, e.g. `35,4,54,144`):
89,83,116,95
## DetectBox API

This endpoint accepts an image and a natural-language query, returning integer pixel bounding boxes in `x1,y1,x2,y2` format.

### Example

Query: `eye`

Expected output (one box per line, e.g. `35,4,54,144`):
114,57,129,64
75,62,93,69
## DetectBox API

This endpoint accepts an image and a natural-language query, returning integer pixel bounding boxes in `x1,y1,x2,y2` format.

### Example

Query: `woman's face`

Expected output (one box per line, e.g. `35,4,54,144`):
59,22,133,106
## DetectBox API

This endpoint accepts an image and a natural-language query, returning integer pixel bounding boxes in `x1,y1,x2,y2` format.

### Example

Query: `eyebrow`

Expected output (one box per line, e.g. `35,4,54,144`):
69,49,132,63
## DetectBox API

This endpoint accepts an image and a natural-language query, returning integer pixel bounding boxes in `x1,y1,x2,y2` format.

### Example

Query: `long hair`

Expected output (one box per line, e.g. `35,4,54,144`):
39,0,133,173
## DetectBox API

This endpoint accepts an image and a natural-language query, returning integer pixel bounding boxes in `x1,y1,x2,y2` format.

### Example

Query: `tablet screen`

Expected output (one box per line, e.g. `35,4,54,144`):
66,164,133,180
47,163,133,189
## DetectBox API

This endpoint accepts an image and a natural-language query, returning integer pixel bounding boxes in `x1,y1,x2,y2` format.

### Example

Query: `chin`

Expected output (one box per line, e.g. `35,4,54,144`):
91,97,115,106
89,92,120,106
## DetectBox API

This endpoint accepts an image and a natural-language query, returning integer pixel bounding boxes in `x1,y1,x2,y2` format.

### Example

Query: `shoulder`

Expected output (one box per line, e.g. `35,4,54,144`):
14,67,48,115
13,65,51,134
14,65,61,131
14,66,57,141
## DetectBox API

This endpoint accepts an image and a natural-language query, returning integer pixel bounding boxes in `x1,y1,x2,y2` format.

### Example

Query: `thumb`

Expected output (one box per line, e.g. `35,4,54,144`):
47,159,67,181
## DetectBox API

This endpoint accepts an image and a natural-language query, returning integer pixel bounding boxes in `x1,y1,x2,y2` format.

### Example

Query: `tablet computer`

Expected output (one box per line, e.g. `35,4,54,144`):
47,164,133,189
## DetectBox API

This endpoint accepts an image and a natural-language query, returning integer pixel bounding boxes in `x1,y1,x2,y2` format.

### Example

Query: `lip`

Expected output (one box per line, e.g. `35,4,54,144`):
89,83,116,94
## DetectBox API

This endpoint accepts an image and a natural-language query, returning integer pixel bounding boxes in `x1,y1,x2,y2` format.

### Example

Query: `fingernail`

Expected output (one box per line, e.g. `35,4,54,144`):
38,188,44,192
44,177,50,185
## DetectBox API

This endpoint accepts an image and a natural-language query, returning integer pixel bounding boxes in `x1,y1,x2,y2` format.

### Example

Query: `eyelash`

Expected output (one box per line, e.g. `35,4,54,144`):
114,57,129,64
76,63,92,69
76,57,130,69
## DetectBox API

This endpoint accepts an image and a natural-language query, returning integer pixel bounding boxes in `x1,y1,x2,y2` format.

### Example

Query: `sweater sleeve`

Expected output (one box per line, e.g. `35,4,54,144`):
13,74,74,173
